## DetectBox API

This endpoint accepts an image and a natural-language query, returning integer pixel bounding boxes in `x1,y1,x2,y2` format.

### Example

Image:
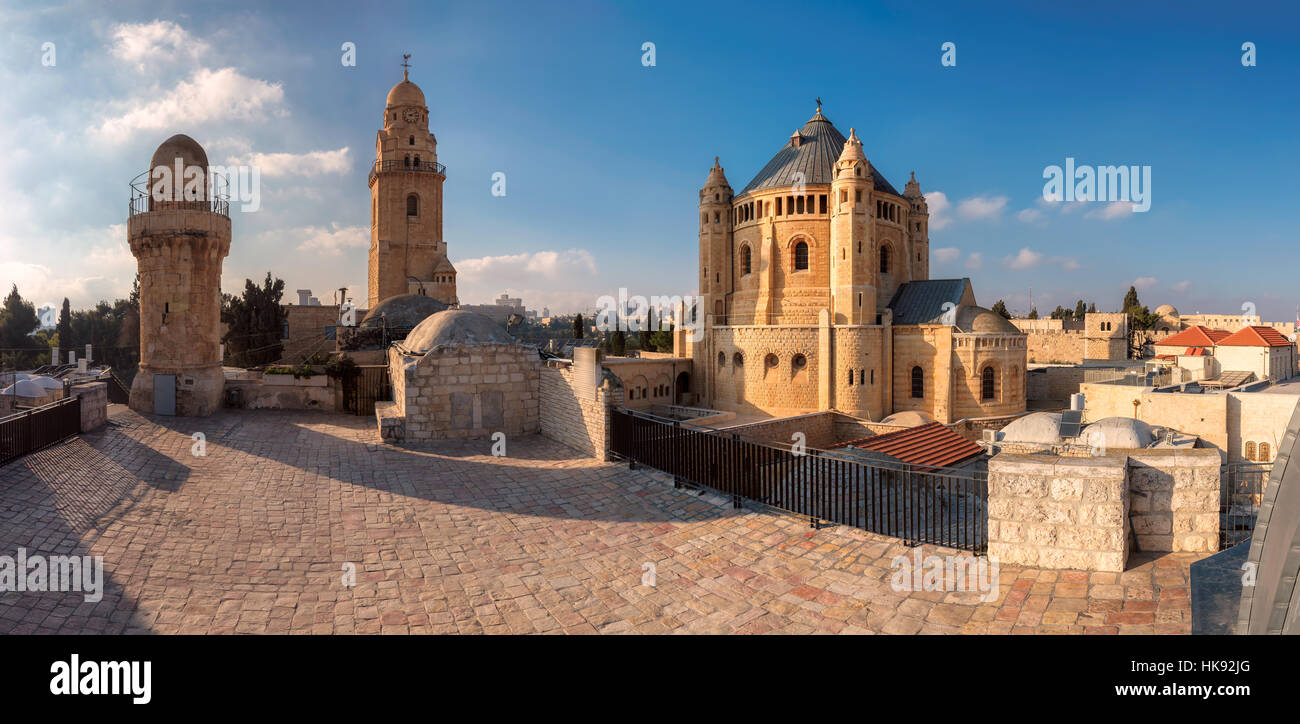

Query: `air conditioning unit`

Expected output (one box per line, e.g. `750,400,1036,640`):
982,429,1002,443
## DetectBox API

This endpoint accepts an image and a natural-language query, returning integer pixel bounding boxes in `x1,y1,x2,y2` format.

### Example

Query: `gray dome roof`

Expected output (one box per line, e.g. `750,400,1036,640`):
999,412,1063,444
738,110,898,196
879,410,934,427
402,310,515,353
954,305,1022,334
1082,417,1157,450
360,294,448,328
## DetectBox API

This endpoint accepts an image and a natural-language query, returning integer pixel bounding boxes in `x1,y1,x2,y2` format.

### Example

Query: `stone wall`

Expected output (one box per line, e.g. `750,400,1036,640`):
70,381,108,432
1025,330,1087,365
1126,449,1221,552
538,361,622,460
222,371,337,411
279,304,343,364
721,411,837,448
392,343,540,441
988,454,1130,572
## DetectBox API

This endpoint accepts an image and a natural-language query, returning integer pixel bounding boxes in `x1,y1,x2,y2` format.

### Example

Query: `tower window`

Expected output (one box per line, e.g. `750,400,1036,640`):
911,366,924,398
855,190,862,203
1246,441,1257,461
793,241,809,271
741,244,751,275
407,194,419,216
796,196,805,214
982,366,996,400
880,246,891,273
776,197,783,215
819,195,827,213
413,155,420,165
1260,442,1271,461
409,136,415,145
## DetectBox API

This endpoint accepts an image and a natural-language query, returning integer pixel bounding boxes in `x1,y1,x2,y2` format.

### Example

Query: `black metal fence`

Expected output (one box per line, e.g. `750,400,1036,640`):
611,408,988,552
1220,462,1270,548
0,396,82,467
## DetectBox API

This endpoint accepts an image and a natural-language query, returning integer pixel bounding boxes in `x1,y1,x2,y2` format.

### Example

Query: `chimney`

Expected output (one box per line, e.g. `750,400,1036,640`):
296,289,312,306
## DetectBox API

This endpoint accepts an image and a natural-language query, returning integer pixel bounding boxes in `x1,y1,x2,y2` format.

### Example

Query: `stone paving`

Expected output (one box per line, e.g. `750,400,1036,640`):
0,406,1206,634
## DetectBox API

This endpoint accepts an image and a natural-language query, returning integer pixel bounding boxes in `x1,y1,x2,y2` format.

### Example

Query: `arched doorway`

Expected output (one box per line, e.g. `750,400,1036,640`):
674,371,691,405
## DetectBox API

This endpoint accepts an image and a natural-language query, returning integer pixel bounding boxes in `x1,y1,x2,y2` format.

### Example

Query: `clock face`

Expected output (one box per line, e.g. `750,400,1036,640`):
402,108,421,123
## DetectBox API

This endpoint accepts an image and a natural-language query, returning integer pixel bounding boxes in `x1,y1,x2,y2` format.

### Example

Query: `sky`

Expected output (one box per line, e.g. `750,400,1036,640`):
1,0,1298,320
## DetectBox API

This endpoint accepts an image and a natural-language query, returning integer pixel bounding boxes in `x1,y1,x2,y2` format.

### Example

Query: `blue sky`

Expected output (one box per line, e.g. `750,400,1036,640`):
2,0,1297,319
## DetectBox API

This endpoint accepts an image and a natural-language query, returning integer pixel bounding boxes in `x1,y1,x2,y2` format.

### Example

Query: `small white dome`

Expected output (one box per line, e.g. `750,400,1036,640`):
999,412,1063,444
1081,417,1157,450
26,376,63,390
880,410,934,427
1,380,47,397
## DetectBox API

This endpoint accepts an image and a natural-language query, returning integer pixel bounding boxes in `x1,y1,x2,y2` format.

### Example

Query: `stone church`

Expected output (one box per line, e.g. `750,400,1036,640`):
368,67,458,309
681,106,1027,424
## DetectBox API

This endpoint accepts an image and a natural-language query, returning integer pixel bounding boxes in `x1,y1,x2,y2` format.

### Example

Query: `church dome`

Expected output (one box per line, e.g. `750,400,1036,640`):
401,310,515,354
360,293,448,329
954,305,1022,334
739,108,898,196
1154,304,1179,317
150,134,208,170
386,79,426,108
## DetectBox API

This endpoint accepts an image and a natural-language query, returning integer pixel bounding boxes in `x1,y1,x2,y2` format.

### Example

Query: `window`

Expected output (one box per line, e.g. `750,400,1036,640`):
847,369,854,386
911,366,924,398
796,196,805,214
792,354,807,370
776,197,783,215
733,352,743,367
819,194,827,213
1260,442,1271,461
1246,442,1257,461
406,194,419,216
409,136,415,145
880,246,890,273
858,369,865,385
717,352,726,366
982,366,996,400
793,241,809,271
765,354,779,369
741,244,751,275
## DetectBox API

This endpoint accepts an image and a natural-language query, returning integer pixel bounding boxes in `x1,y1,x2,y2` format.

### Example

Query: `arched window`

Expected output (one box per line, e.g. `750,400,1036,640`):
413,155,420,166
409,136,415,145
406,194,418,216
732,352,743,367
880,246,891,273
1260,442,1272,461
717,352,726,366
911,366,924,398
741,245,751,275
981,366,996,400
793,241,809,271
403,156,411,167
1246,441,1257,461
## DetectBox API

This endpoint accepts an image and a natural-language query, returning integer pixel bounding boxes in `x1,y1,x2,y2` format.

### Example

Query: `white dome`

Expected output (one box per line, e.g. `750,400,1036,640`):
26,376,63,390
1,380,47,397
1081,417,1157,450
880,410,934,427
999,412,1063,444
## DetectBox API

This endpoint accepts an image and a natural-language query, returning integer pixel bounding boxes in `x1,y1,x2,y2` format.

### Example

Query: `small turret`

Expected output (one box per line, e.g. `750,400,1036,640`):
830,128,874,325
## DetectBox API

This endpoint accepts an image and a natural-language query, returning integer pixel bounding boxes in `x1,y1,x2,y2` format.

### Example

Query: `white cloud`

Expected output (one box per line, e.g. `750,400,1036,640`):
956,195,1008,221
933,247,961,263
1133,276,1159,289
1085,200,1134,221
924,191,951,230
965,252,983,270
1172,280,1191,293
0,224,133,307
1057,257,1081,271
109,20,208,72
1017,208,1046,225
282,224,369,256
227,147,350,177
1004,247,1043,270
91,67,286,143
456,249,598,283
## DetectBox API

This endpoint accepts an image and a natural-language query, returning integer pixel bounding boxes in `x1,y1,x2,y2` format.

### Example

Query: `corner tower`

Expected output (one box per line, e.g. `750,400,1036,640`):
830,129,874,325
368,59,456,309
699,157,733,321
127,134,231,416
903,172,930,280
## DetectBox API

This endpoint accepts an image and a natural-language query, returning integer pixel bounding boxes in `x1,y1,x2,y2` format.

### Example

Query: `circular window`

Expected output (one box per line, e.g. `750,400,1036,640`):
765,354,779,368
792,354,807,369
733,352,744,366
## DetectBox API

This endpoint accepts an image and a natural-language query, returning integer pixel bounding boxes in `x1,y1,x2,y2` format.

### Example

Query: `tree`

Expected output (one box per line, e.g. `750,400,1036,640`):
1087,302,1097,314
1028,307,1039,320
1074,300,1087,320
610,330,627,356
991,300,1011,319
221,272,287,367
1050,305,1072,321
1120,285,1159,358
56,298,74,350
644,324,674,353
573,313,584,339
0,285,41,369
1122,286,1141,313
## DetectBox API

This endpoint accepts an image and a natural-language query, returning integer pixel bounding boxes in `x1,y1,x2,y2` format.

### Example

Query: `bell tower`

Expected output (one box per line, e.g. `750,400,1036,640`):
830,129,874,325
368,55,457,309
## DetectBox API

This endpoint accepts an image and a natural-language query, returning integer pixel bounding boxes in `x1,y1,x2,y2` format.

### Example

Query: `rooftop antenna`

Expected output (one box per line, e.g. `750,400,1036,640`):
401,53,411,80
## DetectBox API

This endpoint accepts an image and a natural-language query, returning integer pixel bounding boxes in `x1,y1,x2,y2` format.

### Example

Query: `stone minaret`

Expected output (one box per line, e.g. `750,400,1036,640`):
903,171,930,280
830,129,874,325
128,134,230,416
368,63,456,309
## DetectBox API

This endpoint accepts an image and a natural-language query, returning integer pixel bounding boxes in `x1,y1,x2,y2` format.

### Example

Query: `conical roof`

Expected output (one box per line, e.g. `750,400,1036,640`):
739,110,898,196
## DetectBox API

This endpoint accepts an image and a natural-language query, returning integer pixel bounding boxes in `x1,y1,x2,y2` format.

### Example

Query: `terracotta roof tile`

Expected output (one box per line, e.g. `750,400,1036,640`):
831,421,983,469
1217,325,1293,347
1154,325,1231,348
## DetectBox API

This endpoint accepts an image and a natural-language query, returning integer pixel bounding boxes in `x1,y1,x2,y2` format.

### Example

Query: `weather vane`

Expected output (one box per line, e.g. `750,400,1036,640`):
402,53,411,80
816,96,822,112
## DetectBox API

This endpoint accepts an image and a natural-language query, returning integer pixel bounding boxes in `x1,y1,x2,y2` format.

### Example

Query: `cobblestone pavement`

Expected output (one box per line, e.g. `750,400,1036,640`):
0,407,1206,634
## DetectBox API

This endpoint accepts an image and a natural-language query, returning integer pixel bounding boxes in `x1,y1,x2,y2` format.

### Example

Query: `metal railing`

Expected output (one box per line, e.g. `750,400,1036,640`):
611,408,988,551
128,168,231,218
0,396,82,467
1220,462,1270,548
368,159,447,185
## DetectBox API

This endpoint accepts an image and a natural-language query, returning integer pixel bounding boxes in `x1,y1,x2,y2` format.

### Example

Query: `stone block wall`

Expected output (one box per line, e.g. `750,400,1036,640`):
988,454,1130,572
1126,449,1221,552
70,381,108,432
394,343,540,441
721,411,836,449
539,361,622,460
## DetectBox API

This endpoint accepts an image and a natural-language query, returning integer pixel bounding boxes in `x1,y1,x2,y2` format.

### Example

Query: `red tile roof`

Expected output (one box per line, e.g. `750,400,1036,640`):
1184,347,1208,356
1217,325,1294,347
831,422,984,469
1154,325,1231,348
